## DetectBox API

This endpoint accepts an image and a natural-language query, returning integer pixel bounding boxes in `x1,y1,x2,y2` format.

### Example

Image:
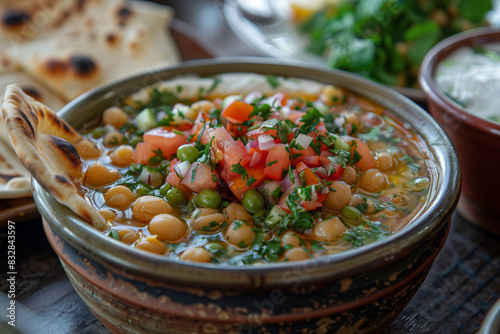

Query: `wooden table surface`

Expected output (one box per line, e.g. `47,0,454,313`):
1,1,499,333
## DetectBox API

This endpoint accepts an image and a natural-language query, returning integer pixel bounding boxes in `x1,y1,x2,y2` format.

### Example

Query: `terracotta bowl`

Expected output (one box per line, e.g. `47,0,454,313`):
34,59,460,333
420,28,500,236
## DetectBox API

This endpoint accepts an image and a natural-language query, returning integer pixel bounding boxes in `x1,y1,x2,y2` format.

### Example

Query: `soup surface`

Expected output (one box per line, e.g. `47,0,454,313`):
436,43,500,123
78,73,433,264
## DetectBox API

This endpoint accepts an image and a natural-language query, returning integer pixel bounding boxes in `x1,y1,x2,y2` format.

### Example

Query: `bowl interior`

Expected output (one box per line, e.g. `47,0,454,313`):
33,58,461,287
420,27,500,137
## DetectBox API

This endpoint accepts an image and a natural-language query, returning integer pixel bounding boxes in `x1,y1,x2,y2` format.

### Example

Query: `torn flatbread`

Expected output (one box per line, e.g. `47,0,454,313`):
0,71,66,198
3,0,180,101
2,84,106,230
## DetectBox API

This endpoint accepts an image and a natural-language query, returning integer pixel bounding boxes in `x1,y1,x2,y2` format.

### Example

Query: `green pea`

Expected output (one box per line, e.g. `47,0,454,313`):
166,187,187,205
91,127,105,139
159,183,173,196
205,241,226,253
177,144,199,163
340,205,362,222
135,185,151,197
197,189,222,208
242,189,264,213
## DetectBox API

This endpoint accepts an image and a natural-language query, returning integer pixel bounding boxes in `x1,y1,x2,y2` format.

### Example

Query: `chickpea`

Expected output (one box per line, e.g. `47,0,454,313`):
349,194,363,207
319,85,345,105
110,145,134,167
132,196,173,223
284,248,311,262
180,247,212,263
135,236,166,254
366,199,375,214
223,202,252,223
190,208,226,233
76,140,101,159
281,231,302,247
98,209,116,221
377,152,396,172
359,169,389,193
149,214,187,242
314,217,347,242
342,166,357,185
103,130,125,147
102,107,128,129
104,186,136,210
117,228,140,244
84,162,121,187
190,100,215,115
225,220,255,248
324,181,351,211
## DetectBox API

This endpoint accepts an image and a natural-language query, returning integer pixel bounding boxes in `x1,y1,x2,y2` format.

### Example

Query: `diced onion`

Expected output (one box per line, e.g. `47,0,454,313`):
138,169,151,184
245,140,259,152
174,161,191,179
281,170,300,193
258,134,276,151
138,169,163,187
296,133,313,149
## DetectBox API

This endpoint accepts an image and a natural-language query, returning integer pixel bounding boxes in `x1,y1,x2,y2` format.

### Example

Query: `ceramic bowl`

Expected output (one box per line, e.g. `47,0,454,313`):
420,27,500,236
34,59,461,334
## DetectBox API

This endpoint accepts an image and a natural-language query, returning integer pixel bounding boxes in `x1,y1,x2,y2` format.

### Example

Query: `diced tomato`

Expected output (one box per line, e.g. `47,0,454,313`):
300,165,322,186
201,126,251,181
291,145,317,166
350,138,376,171
131,142,157,165
226,122,247,137
248,150,267,167
319,151,344,180
302,201,323,211
189,113,210,142
221,100,254,123
277,188,294,213
264,144,291,181
165,159,190,195
302,155,320,167
143,127,187,159
181,162,218,193
227,161,267,199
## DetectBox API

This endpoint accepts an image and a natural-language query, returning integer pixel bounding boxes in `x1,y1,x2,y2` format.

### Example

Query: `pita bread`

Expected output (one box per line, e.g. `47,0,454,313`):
0,71,66,198
0,0,128,48
3,0,180,101
2,84,107,230
0,140,31,199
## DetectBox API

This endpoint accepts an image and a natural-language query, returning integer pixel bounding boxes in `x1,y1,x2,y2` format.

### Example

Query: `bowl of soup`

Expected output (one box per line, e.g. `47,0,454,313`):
28,59,460,333
420,27,500,235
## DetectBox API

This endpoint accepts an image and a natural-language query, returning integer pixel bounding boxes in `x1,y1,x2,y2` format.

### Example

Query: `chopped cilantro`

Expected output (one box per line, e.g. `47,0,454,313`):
266,160,278,167
266,75,280,88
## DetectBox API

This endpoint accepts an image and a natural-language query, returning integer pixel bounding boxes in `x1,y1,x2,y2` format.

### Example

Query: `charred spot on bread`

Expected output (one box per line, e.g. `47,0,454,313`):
117,5,133,26
17,109,36,140
49,136,81,169
45,59,68,76
20,86,42,102
55,174,70,184
2,9,29,27
69,55,97,77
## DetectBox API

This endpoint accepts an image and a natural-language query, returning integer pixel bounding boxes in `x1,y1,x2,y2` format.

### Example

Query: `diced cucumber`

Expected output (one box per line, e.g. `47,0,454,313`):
264,206,287,229
334,136,351,152
135,108,156,131
221,95,242,110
